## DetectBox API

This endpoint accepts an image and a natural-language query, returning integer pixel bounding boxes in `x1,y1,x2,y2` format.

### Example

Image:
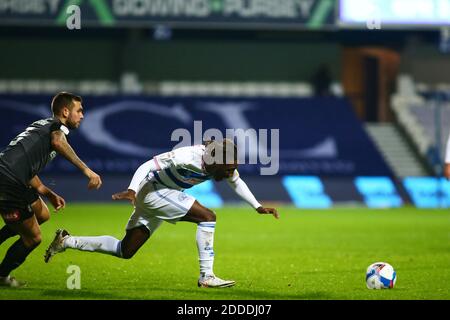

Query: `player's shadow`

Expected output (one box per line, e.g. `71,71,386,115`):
34,288,333,300
148,287,333,300
40,289,121,300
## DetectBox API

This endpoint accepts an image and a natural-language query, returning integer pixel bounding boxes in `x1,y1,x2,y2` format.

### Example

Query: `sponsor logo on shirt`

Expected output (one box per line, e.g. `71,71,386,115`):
1,210,21,222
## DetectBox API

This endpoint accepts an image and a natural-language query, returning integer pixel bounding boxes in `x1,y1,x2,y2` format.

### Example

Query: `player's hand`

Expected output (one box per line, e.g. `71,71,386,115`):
256,206,279,219
444,163,450,180
47,192,66,212
112,189,136,206
86,170,102,190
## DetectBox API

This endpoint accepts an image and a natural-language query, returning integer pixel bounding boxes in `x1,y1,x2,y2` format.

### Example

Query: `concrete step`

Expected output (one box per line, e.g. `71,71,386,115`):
365,123,428,177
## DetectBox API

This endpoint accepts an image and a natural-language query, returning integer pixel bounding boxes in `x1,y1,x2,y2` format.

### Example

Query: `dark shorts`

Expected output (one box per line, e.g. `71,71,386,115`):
0,172,38,224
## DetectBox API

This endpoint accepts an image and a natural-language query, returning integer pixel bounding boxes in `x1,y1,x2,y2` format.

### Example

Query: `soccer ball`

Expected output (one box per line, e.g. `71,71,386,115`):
366,262,397,289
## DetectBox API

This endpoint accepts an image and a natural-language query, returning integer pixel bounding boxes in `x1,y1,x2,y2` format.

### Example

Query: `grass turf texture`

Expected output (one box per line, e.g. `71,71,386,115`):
0,204,449,300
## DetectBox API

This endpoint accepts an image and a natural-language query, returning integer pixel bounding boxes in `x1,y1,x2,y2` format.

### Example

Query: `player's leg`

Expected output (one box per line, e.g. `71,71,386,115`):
33,197,50,224
0,197,50,245
119,184,232,287
117,226,150,259
0,224,17,245
58,225,149,258
181,201,216,278
180,201,216,223
0,213,41,287
45,182,157,262
181,201,235,288
45,227,125,262
45,198,161,262
45,224,153,262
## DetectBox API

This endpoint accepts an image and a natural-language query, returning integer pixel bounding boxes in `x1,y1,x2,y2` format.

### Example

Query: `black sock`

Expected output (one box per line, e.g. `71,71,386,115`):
0,225,18,245
0,239,34,277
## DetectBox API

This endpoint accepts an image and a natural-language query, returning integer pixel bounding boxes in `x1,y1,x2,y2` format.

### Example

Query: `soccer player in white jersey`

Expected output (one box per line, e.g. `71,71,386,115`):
45,139,278,288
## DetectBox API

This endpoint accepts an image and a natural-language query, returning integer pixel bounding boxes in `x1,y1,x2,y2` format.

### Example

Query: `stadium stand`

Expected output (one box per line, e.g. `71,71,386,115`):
0,78,344,98
392,75,450,174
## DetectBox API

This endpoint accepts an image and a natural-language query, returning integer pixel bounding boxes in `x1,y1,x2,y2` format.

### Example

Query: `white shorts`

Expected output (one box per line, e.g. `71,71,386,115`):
125,179,196,235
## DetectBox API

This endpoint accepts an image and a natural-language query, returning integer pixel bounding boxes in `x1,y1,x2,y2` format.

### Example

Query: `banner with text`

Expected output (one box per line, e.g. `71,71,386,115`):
0,0,336,29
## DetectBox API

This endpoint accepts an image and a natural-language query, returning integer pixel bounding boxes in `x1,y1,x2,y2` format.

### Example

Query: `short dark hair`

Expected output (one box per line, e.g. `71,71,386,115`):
221,138,238,163
203,139,238,165
51,92,82,116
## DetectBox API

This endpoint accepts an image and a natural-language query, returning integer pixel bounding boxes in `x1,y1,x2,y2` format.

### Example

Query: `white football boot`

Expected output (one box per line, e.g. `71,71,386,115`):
198,274,236,288
44,229,70,263
0,276,26,288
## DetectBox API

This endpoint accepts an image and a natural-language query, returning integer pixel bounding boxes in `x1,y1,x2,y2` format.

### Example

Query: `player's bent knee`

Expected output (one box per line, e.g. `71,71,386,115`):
38,209,50,224
23,235,42,249
32,235,42,247
203,209,216,222
32,199,50,224
120,228,149,259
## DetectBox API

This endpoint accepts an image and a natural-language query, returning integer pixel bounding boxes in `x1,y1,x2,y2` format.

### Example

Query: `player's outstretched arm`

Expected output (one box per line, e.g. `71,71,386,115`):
29,175,65,212
112,150,185,204
112,189,136,205
113,154,180,204
51,130,102,189
227,174,279,219
111,158,159,204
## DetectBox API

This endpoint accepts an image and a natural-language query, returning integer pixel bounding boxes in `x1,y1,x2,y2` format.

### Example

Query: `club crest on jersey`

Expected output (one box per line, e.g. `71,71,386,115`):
1,210,21,222
178,193,188,202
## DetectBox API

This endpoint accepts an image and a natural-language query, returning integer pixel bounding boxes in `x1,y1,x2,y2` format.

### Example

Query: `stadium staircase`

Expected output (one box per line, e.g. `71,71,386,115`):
365,123,428,177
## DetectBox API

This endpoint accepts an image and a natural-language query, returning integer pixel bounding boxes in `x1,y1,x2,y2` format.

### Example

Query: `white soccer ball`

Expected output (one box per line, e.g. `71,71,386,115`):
366,262,397,289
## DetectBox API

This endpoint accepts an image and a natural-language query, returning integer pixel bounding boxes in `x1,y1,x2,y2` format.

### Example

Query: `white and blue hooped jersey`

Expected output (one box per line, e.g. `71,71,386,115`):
149,145,239,191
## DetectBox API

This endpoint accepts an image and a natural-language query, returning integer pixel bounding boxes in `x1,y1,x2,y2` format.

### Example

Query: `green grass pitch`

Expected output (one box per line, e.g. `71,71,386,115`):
0,204,449,300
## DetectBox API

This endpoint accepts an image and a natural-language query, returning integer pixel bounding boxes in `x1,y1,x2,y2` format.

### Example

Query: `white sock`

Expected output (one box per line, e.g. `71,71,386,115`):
196,222,216,278
64,236,122,257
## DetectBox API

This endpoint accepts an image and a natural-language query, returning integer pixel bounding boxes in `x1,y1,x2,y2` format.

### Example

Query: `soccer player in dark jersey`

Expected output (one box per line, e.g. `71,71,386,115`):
0,92,102,287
